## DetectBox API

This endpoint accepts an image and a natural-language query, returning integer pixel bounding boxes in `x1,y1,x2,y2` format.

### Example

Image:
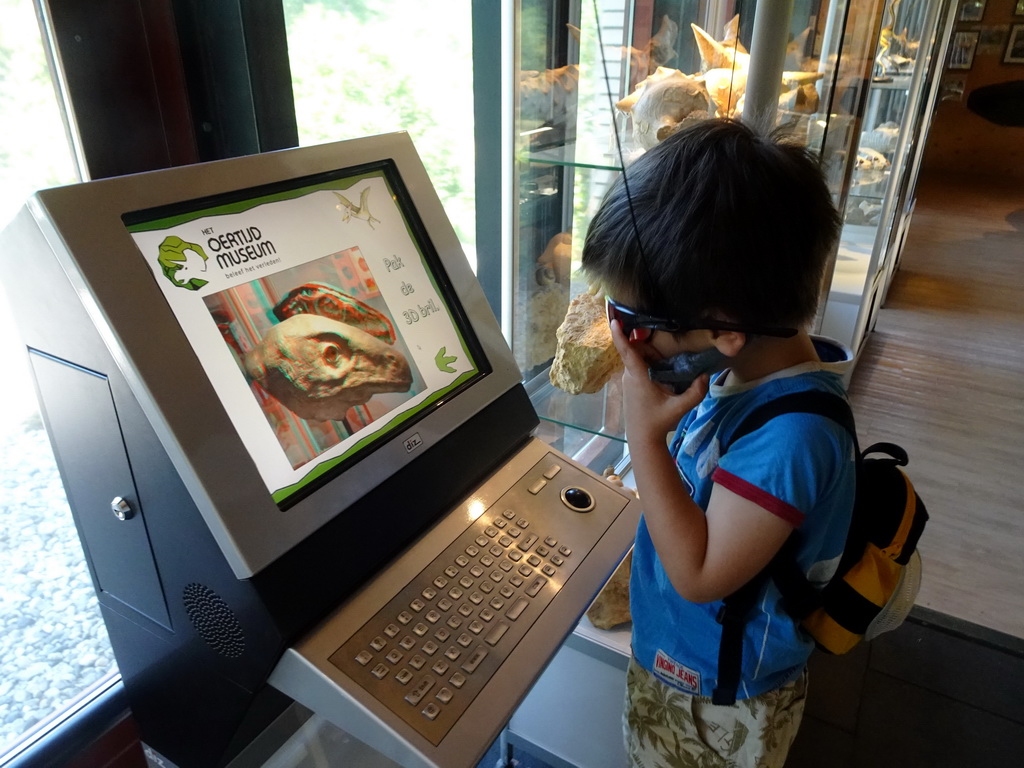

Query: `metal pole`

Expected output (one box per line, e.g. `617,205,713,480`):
743,0,795,134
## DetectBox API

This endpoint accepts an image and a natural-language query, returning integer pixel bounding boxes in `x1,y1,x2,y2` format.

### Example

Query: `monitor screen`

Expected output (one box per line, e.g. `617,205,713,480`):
123,161,488,509
19,132,526,578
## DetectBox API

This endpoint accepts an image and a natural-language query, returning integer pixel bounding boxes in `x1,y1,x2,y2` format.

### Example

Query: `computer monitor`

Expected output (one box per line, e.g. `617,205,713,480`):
16,133,525,579
2,132,637,768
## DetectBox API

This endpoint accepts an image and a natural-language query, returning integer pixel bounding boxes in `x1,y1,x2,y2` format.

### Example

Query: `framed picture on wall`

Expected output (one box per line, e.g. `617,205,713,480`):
949,31,981,69
959,0,986,22
1005,25,1024,63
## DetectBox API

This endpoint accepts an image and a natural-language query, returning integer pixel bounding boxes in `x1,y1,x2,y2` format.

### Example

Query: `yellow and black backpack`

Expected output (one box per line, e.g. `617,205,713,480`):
712,390,928,705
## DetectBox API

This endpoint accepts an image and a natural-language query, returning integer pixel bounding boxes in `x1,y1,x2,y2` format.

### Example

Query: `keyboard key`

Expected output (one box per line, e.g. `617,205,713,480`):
449,672,467,688
405,675,434,705
422,702,441,720
543,464,561,479
435,628,450,642
355,650,373,666
399,636,416,650
462,646,487,673
397,611,413,625
409,655,426,670
444,646,461,661
369,636,387,651
386,649,404,665
526,576,546,597
519,534,539,552
371,663,389,680
425,610,441,624
559,545,572,557
528,479,546,494
396,669,413,685
506,598,529,621
432,660,449,675
502,509,516,520
422,640,439,656
436,687,454,704
485,622,509,646
383,623,400,637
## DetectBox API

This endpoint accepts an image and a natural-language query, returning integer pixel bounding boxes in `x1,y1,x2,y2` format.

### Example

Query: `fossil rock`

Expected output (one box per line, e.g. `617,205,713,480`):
586,548,632,630
549,292,623,395
245,314,412,422
703,66,748,117
692,21,749,73
617,67,711,149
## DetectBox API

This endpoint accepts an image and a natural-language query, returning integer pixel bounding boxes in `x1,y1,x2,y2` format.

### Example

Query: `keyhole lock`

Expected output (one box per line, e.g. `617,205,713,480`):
111,497,134,521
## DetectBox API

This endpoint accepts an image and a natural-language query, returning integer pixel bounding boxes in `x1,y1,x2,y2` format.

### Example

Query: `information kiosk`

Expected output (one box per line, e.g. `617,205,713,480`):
0,133,639,768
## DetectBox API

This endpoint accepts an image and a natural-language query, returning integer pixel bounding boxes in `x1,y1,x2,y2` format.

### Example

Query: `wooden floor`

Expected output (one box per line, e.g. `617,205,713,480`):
847,170,1024,640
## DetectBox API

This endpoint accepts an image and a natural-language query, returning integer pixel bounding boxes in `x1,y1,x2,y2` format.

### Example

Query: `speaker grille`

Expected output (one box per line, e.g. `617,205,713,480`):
182,583,246,658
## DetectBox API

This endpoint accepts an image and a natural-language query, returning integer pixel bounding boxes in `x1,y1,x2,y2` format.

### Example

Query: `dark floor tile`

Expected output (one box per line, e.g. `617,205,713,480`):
854,671,1024,768
787,715,856,768
806,643,870,732
870,619,1024,724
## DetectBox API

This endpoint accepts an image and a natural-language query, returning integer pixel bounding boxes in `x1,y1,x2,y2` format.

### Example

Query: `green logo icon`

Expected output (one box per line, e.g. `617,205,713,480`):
157,235,209,291
435,347,457,373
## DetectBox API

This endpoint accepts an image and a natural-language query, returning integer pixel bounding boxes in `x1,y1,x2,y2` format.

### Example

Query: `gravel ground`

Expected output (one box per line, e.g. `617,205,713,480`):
0,415,117,752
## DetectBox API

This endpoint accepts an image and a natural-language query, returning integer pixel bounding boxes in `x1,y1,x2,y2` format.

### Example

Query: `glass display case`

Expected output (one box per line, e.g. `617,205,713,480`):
507,0,908,464
818,0,956,352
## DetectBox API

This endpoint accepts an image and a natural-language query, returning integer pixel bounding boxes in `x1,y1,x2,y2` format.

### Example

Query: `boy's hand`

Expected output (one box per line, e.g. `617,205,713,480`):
610,320,708,447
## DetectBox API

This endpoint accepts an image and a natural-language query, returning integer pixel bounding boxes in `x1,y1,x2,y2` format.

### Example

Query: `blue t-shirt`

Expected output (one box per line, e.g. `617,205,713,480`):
630,364,856,700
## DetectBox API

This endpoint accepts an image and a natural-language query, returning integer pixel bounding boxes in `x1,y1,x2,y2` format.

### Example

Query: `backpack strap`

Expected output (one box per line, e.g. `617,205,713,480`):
712,389,857,705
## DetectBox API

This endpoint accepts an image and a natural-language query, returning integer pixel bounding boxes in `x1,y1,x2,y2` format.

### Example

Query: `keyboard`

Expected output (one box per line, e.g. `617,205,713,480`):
269,438,639,767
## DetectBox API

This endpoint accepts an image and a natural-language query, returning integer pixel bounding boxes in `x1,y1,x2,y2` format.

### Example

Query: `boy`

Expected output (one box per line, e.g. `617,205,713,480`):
582,119,855,767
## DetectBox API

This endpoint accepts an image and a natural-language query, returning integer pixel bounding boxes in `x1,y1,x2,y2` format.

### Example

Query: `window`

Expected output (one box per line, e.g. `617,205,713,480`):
0,0,116,758
283,0,477,269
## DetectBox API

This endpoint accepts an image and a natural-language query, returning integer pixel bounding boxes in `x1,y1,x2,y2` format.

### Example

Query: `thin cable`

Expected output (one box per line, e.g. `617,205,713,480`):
591,0,658,302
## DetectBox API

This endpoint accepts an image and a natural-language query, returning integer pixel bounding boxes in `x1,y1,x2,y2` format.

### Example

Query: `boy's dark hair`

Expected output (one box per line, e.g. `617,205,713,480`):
582,118,841,330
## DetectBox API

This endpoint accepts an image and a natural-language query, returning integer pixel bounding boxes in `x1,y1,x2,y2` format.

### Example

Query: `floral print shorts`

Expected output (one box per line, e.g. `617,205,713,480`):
623,656,808,768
